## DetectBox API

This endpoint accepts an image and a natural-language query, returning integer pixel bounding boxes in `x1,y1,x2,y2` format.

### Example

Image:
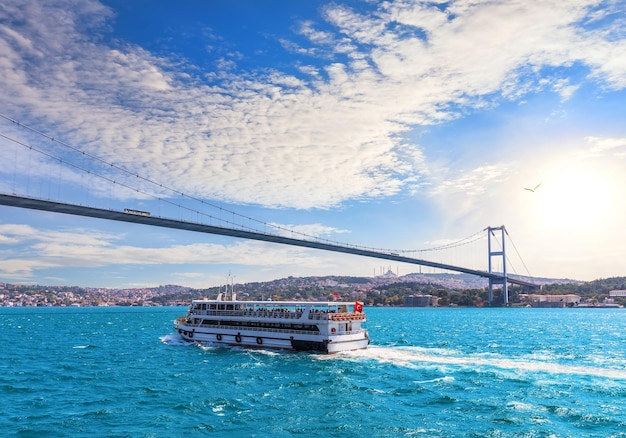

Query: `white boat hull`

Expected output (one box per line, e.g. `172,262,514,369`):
174,322,369,353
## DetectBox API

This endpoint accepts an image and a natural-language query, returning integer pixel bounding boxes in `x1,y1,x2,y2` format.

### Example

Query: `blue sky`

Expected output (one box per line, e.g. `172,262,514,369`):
1,0,626,288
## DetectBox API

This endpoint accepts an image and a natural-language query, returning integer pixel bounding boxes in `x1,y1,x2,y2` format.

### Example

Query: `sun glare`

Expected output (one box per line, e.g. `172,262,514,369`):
532,161,616,232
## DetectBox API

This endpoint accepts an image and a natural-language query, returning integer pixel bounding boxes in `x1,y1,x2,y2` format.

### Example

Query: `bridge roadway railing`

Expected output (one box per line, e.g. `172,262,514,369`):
0,193,538,288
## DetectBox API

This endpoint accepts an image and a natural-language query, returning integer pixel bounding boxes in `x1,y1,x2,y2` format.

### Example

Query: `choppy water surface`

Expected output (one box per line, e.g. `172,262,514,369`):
1,306,625,437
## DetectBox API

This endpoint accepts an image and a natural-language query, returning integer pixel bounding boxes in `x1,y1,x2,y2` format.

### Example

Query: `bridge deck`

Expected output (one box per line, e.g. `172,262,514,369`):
0,193,538,288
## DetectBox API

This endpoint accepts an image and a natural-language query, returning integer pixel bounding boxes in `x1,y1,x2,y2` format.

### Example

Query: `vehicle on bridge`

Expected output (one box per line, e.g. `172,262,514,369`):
123,208,150,217
174,293,369,353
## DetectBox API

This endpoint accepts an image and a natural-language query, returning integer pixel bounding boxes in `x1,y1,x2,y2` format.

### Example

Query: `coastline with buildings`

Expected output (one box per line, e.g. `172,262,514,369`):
403,292,623,308
2,272,624,308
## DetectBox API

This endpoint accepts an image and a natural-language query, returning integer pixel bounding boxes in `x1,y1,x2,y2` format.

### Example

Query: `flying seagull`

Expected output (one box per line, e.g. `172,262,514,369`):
524,183,541,192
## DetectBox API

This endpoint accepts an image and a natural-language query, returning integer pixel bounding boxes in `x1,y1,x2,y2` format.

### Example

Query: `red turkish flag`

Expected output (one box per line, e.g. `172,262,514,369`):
354,301,363,313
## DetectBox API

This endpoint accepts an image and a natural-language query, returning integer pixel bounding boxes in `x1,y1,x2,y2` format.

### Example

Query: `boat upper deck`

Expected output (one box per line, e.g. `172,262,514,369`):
187,300,365,321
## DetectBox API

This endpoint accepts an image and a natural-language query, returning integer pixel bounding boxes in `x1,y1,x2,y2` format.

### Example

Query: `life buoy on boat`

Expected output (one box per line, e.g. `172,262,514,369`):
235,334,242,343
331,328,336,333
216,334,222,341
256,337,263,345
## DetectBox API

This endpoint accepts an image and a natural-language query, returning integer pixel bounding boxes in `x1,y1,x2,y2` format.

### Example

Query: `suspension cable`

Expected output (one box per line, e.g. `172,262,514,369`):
0,131,258,232
504,227,532,277
0,113,499,260
0,113,347,244
0,121,415,252
488,228,519,275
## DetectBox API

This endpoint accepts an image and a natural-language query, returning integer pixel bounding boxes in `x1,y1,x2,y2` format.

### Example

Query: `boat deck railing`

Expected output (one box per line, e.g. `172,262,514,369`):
189,310,305,319
318,312,365,321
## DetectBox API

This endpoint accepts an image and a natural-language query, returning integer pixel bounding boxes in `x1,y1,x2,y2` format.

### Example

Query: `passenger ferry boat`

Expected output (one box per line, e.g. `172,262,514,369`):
174,290,369,354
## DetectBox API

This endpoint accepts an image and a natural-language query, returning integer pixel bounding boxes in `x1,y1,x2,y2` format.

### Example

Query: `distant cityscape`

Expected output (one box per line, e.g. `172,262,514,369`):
0,271,495,307
2,271,624,308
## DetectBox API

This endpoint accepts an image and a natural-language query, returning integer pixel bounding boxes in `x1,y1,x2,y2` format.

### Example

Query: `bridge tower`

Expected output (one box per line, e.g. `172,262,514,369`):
487,225,508,306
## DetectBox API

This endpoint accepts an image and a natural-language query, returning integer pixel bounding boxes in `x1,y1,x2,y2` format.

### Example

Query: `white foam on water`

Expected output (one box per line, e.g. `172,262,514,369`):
247,348,281,357
160,333,193,346
336,345,626,380
507,401,545,412
161,334,626,381
416,376,455,384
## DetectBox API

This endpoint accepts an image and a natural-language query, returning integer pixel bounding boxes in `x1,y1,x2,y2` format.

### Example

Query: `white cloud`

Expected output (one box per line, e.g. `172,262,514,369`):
583,136,626,157
267,222,350,239
0,224,39,238
0,0,624,214
0,222,343,280
430,164,512,197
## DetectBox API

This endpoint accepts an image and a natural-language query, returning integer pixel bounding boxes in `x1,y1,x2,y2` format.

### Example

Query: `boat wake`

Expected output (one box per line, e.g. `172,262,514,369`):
161,332,626,381
329,345,626,380
160,333,193,346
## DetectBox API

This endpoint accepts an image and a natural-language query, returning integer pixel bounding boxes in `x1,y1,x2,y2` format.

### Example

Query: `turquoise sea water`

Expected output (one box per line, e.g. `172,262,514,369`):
1,306,625,437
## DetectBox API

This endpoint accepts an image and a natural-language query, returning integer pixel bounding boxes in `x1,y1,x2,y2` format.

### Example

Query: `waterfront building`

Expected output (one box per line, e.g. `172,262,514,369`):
609,290,626,297
522,294,581,308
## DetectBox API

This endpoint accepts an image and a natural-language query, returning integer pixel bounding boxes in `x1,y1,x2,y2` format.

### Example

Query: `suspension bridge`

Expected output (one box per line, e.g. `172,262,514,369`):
0,114,540,304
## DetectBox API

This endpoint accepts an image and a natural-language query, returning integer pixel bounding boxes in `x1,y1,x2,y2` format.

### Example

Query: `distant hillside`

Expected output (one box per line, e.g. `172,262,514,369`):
4,273,620,307
171,271,578,301
542,276,626,298
373,272,579,290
